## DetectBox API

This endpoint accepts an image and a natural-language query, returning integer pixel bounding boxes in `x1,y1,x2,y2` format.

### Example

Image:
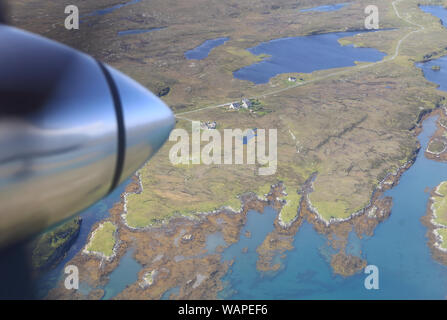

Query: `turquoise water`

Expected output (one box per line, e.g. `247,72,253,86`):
233,30,387,84
300,3,349,13
185,37,229,60
102,248,142,300
217,115,447,300
35,179,130,298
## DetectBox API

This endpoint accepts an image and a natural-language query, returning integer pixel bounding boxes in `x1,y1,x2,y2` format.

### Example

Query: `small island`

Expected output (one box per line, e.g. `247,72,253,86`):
432,65,441,71
83,221,117,260
31,217,82,272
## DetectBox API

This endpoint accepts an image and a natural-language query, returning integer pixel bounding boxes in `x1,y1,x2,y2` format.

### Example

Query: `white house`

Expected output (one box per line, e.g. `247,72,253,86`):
229,102,241,110
288,76,297,82
241,98,252,109
206,121,217,129
201,121,217,130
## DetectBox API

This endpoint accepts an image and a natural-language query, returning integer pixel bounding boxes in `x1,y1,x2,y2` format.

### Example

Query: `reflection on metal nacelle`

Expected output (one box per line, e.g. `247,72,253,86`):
0,25,175,248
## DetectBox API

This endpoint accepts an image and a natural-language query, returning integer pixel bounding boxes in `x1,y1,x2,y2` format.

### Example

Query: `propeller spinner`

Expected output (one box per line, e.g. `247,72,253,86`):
0,23,175,248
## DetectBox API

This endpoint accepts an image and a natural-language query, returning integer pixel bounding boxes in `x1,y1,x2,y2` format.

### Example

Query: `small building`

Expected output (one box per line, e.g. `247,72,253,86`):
241,98,252,109
208,121,217,129
200,121,216,130
182,234,193,243
201,121,217,129
229,102,241,110
288,76,297,82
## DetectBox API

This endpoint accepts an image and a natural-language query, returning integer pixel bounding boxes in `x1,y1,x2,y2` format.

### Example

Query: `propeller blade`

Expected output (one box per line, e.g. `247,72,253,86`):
0,0,8,24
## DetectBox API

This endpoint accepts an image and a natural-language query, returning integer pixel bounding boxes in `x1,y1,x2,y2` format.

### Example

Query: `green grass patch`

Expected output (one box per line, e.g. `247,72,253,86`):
279,188,301,224
433,182,447,227
86,222,117,258
311,200,351,221
248,99,272,116
125,164,245,228
437,228,447,249
256,182,273,197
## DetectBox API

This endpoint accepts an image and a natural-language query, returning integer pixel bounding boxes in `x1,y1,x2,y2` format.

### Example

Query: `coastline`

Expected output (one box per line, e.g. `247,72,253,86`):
46,176,286,300
258,108,443,277
420,107,447,265
425,107,447,162
30,217,82,275
45,106,445,295
422,180,447,266
301,103,446,229
45,46,447,295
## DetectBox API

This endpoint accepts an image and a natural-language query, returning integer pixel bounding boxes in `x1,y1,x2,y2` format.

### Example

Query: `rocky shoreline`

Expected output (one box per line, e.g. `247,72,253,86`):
419,107,447,266
422,183,447,266
257,110,441,277
256,179,393,276
46,108,443,297
46,177,285,300
425,107,447,162
30,217,82,275
256,138,411,276
82,221,120,265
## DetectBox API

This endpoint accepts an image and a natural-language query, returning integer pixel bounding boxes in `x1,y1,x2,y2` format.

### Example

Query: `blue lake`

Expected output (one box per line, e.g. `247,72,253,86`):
419,5,447,27
417,3,447,97
82,0,141,18
118,27,165,36
416,56,447,92
300,3,349,13
185,37,229,60
233,30,387,84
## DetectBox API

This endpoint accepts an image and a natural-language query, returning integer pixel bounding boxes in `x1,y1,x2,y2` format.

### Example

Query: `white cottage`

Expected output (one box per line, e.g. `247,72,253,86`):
229,102,241,110
241,98,252,109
